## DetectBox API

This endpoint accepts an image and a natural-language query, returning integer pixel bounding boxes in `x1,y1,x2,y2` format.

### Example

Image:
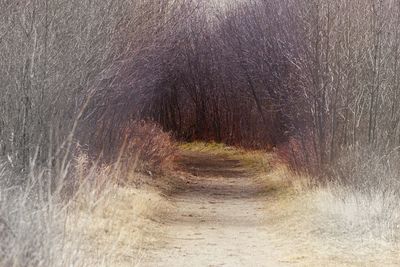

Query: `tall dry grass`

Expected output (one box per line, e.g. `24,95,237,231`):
0,122,176,267
0,160,168,267
276,137,400,243
314,148,400,242
261,157,400,265
0,159,93,267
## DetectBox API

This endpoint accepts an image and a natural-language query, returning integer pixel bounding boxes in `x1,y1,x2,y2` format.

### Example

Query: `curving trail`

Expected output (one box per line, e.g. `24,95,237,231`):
143,151,287,267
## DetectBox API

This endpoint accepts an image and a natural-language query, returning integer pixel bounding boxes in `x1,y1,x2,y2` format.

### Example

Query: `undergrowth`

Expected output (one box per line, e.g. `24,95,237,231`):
264,148,400,265
0,122,176,267
0,153,170,267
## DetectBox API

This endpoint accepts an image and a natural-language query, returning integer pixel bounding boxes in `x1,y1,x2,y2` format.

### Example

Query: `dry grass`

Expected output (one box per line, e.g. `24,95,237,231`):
67,185,170,266
4,138,400,266
262,190,400,265
0,153,172,267
312,185,400,242
259,160,400,266
0,168,81,267
179,141,272,172
0,117,179,267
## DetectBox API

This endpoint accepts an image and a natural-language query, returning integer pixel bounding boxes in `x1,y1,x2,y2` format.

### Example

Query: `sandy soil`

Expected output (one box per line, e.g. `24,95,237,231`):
142,151,289,267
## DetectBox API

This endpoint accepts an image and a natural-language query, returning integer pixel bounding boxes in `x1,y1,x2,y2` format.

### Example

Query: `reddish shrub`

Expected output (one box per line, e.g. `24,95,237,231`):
277,133,319,175
119,121,177,173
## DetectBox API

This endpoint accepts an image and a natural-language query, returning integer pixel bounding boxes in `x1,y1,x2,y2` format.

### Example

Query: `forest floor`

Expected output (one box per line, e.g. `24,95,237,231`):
140,143,400,267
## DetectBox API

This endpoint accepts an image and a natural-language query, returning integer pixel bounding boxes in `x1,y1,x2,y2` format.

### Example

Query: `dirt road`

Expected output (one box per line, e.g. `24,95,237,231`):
143,151,287,267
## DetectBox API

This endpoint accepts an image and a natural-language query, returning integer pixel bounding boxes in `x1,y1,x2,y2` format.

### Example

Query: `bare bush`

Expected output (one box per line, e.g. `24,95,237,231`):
119,121,177,174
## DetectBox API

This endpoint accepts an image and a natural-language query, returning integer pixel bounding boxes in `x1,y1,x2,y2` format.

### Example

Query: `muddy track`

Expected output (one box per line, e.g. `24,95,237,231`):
143,151,287,267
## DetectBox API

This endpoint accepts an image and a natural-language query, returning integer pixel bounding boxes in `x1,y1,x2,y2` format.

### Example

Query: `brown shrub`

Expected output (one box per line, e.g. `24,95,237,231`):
70,121,175,189
277,134,318,176
119,121,177,174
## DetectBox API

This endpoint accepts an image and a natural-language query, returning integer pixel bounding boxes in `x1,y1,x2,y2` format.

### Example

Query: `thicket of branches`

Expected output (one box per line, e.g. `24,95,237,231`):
0,0,189,174
146,2,294,148
144,0,400,179
3,2,400,263
3,0,400,179
277,0,400,174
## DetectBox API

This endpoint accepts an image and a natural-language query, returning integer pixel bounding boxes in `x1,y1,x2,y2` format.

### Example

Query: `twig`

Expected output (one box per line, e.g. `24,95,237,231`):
0,217,16,238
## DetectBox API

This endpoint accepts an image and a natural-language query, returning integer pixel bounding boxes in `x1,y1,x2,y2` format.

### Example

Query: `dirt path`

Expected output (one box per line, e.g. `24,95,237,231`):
142,151,287,267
